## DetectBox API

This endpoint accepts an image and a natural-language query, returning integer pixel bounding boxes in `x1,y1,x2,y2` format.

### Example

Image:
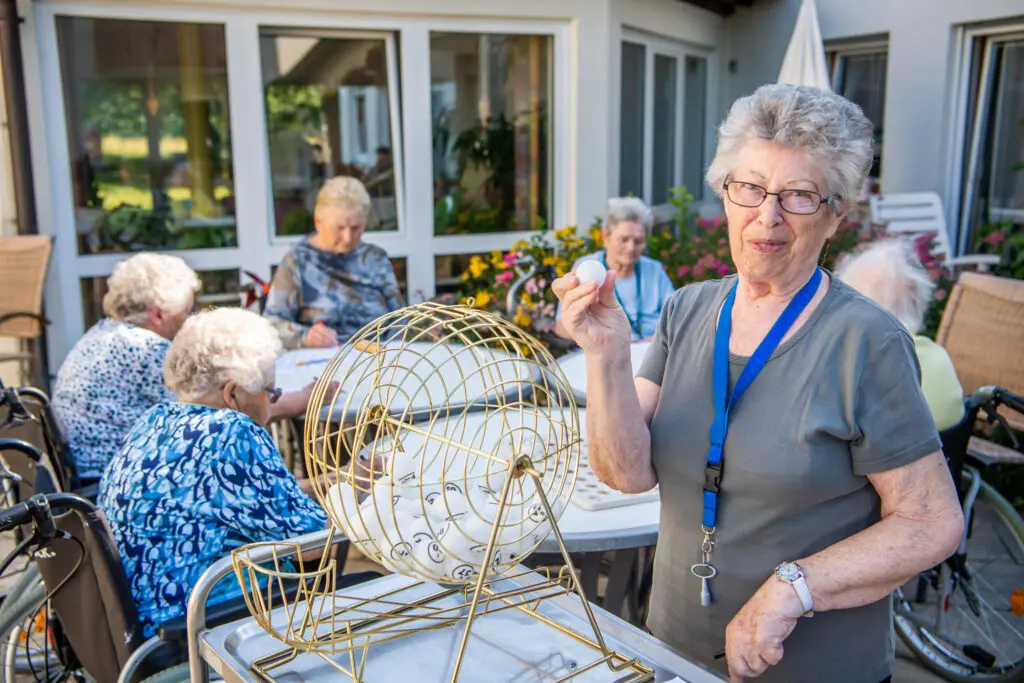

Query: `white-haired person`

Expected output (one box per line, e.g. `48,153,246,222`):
554,197,675,342
837,239,965,430
552,84,964,683
53,253,318,486
98,308,377,639
264,176,405,349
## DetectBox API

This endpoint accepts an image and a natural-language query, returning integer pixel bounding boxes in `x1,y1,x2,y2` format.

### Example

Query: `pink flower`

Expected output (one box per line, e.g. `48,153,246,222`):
496,271,515,285
503,252,518,265
696,217,711,229
983,229,1006,247
934,288,948,301
693,264,706,279
677,265,692,278
524,277,538,293
717,264,731,276
717,237,727,246
536,279,547,290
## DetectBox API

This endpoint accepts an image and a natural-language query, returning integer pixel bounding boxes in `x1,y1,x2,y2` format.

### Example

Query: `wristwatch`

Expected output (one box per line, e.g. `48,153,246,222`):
774,562,815,615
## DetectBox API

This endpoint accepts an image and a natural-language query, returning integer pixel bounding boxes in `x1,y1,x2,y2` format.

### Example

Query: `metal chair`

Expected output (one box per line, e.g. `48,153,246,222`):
868,192,1000,272
0,236,53,391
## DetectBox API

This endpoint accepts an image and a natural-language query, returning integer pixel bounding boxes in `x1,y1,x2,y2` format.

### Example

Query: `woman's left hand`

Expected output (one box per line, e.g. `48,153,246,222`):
725,577,805,681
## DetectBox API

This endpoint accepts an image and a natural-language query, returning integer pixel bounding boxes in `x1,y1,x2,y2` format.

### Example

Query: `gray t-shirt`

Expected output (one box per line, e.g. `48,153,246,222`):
637,274,941,683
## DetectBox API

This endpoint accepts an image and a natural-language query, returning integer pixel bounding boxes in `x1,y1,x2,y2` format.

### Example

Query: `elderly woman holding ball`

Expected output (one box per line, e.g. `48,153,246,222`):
552,84,963,683
555,197,675,342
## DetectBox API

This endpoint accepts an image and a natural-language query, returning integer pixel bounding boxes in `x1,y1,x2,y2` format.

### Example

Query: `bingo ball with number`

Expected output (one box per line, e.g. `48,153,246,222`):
313,302,581,585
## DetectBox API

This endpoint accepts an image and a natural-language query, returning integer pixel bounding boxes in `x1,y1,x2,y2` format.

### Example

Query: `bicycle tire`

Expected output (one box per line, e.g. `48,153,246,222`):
895,472,1024,683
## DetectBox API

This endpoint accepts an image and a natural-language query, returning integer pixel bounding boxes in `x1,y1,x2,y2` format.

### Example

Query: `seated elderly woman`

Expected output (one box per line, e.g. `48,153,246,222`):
555,197,674,342
553,84,964,683
264,176,405,349
53,253,315,485
837,239,965,431
98,308,369,637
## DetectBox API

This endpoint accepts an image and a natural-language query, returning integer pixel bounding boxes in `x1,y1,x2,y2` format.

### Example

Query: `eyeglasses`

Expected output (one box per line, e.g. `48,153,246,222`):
265,387,282,404
723,181,835,215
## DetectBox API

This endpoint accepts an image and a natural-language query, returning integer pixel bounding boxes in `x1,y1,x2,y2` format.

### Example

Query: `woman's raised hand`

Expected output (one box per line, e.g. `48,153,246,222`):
305,321,339,348
551,270,631,355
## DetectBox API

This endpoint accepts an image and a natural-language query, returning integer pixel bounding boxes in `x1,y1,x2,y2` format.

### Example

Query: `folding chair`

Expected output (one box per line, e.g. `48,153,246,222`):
0,236,53,390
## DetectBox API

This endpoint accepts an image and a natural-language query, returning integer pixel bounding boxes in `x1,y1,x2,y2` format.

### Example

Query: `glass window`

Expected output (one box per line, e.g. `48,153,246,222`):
434,252,488,297
430,33,552,235
80,268,240,329
619,41,646,198
651,55,677,206
832,51,887,180
984,40,1024,224
260,32,401,235
57,17,237,255
682,55,707,198
390,257,408,301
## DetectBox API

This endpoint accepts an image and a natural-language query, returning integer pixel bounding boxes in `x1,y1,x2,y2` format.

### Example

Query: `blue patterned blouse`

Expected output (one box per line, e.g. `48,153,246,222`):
264,238,404,349
53,318,175,480
98,403,327,637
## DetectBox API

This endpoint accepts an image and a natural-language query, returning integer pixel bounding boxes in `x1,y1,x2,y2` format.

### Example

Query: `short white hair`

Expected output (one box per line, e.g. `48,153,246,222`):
836,239,935,333
604,197,652,231
706,84,874,212
315,176,371,216
163,308,282,401
102,253,201,325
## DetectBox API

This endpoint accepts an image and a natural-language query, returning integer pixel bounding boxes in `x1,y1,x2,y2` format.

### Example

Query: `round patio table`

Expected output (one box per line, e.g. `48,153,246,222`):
555,341,653,405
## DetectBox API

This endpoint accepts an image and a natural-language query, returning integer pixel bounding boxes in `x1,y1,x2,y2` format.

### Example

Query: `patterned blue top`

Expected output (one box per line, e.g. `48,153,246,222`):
264,238,404,349
53,318,175,480
556,252,675,340
98,403,327,637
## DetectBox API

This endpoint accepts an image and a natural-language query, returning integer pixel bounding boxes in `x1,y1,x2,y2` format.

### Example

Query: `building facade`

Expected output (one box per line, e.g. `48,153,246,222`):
9,0,1023,368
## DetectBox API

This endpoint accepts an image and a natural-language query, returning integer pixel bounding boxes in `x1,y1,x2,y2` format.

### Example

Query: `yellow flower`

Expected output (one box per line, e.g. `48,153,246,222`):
513,307,532,328
555,259,572,277
468,255,487,278
473,291,492,309
554,226,576,241
590,228,602,244
520,292,533,306
542,256,558,267
489,250,503,266
459,272,469,282
513,240,530,252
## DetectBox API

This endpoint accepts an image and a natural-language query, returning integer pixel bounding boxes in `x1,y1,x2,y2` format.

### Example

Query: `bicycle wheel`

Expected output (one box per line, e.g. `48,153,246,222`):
895,468,1024,682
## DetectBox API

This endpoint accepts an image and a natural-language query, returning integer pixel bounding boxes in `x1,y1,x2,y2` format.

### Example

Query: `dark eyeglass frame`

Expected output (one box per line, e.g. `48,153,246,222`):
722,180,837,215
265,387,283,404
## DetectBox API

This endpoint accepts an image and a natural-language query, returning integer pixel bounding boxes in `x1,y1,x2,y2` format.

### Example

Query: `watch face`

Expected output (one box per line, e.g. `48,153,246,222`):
776,562,801,582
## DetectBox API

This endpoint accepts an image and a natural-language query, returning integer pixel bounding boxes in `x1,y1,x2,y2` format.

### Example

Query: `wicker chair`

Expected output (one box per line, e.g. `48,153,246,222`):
0,235,53,389
936,271,1024,463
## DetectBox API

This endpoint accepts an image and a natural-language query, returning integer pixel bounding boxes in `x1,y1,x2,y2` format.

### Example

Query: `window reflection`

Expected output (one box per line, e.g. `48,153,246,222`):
57,17,237,255
260,33,400,235
431,33,552,235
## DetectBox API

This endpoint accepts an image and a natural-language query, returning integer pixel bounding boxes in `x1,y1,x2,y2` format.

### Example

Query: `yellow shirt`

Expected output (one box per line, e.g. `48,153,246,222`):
914,335,966,431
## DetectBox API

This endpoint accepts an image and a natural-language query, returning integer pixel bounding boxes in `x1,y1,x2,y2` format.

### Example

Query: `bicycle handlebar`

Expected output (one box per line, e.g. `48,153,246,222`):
0,439,42,462
970,386,1024,415
0,492,98,537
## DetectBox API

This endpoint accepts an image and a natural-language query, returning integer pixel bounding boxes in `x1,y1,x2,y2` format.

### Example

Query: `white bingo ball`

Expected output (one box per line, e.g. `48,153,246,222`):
574,260,607,287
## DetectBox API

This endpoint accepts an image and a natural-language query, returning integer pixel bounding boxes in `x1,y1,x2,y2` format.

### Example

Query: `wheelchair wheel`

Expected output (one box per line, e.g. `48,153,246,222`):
894,468,1024,682
0,578,93,683
138,662,191,683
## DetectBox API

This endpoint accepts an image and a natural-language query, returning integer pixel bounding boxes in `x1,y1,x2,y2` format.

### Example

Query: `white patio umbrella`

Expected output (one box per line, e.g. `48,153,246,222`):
777,0,830,90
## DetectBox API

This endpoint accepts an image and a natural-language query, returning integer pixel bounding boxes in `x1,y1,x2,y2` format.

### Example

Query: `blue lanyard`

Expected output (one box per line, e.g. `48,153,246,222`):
601,252,643,337
701,268,823,531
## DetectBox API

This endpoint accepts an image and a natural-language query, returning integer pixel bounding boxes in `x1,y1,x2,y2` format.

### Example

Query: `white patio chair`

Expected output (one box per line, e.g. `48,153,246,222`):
868,192,1000,272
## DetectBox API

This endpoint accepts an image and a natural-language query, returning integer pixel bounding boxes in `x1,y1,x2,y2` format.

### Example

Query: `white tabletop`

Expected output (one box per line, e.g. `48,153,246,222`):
556,342,652,405
537,408,660,554
275,342,540,421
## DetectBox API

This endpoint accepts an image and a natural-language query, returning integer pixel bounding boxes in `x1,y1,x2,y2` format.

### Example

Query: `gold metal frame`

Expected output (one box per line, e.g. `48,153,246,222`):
231,301,654,682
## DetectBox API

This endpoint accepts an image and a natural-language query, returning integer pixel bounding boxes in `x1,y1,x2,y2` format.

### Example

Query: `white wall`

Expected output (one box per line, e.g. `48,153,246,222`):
722,0,1024,202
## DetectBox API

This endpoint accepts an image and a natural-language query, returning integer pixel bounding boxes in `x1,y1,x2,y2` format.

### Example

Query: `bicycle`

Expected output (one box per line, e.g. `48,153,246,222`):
894,386,1024,682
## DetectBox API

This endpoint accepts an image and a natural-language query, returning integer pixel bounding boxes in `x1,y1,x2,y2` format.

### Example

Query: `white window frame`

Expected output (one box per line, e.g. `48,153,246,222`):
618,28,713,222
826,38,888,92
947,22,1024,255
24,1,571,364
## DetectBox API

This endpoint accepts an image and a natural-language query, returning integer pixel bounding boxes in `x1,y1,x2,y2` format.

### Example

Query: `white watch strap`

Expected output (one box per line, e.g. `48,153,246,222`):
791,574,815,613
